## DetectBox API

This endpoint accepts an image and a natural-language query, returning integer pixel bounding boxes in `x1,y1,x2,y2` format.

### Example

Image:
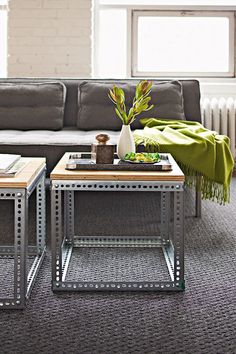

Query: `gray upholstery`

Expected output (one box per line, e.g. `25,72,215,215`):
0,128,119,145
0,82,66,130
133,80,186,128
0,128,119,172
77,81,127,131
0,144,89,173
0,78,201,127
0,78,201,173
77,80,185,131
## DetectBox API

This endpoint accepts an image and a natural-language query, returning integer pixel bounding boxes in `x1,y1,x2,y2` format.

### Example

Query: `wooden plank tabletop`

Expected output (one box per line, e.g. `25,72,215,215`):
51,153,185,182
0,157,46,188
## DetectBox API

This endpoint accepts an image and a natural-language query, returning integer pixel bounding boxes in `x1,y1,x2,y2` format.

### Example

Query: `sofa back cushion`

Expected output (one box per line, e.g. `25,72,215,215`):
0,82,66,130
77,80,185,130
78,82,127,131
0,78,202,128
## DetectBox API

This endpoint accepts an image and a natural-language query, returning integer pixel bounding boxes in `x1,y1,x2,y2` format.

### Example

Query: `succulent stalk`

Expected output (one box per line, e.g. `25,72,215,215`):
108,80,154,125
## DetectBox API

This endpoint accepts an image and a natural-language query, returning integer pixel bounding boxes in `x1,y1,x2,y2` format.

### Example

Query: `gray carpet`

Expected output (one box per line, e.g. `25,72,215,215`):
66,247,170,282
0,178,236,354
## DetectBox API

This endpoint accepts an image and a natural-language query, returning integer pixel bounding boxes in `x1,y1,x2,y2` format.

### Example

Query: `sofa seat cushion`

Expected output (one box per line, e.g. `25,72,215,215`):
0,82,66,130
0,128,120,173
77,80,185,131
0,128,120,146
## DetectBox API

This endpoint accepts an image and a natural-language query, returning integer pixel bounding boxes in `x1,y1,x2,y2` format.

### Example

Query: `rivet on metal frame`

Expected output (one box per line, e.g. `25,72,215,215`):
176,185,180,189
54,184,59,188
16,192,22,197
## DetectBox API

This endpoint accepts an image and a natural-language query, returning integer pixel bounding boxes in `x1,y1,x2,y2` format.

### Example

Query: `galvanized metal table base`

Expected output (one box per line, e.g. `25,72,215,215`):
0,167,46,309
51,180,185,292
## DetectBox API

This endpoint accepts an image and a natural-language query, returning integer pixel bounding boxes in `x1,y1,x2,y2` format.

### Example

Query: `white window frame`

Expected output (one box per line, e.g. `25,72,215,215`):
94,1,236,79
132,10,235,78
0,2,7,78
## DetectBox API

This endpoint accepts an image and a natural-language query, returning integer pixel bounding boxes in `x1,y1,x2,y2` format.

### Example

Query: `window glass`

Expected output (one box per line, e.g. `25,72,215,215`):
99,1,236,5
135,14,231,74
0,6,7,77
95,1,235,78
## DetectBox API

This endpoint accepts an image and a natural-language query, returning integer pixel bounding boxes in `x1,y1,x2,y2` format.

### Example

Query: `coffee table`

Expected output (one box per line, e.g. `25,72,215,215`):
51,152,185,291
0,158,46,309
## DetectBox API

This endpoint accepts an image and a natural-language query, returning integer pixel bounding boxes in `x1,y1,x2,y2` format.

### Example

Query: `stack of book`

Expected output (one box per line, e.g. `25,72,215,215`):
0,154,25,177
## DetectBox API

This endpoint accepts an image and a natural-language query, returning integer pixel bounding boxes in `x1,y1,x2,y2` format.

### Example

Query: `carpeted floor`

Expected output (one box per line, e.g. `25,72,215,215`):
0,178,236,354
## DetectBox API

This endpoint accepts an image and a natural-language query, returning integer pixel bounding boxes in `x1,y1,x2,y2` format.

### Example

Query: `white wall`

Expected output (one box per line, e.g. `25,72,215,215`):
7,0,236,97
8,0,92,77
200,81,236,99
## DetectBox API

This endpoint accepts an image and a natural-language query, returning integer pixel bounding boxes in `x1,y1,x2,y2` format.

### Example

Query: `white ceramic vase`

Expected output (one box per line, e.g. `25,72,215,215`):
117,124,135,160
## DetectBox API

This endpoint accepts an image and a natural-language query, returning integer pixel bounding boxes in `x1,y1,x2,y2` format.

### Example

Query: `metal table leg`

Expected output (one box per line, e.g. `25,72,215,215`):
51,187,63,288
195,176,202,218
0,169,46,309
26,173,46,300
51,180,185,292
173,189,185,290
14,190,28,308
64,190,75,245
37,174,46,253
161,191,171,242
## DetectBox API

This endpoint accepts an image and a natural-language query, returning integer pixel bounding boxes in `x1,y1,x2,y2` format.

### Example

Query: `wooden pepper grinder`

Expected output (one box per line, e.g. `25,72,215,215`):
91,134,115,164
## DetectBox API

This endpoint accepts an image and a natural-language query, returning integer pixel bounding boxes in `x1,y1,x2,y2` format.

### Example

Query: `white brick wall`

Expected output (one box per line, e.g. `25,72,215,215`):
8,0,92,77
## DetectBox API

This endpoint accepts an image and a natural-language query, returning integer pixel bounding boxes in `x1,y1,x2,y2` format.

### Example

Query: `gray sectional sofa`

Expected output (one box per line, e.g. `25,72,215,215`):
0,78,201,173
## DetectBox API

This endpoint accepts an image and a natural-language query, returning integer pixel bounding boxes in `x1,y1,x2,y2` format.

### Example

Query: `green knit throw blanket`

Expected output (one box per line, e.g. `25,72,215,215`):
134,119,234,204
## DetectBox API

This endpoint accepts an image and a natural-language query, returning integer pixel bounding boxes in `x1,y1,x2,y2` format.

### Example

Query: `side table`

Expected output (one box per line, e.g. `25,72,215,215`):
0,158,46,309
51,153,185,292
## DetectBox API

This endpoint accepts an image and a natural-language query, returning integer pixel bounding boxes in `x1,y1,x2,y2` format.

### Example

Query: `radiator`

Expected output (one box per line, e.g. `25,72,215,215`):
201,97,236,158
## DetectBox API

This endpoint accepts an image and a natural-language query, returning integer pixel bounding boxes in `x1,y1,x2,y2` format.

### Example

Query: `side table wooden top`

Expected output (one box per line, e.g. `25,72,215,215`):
51,153,185,182
0,157,46,188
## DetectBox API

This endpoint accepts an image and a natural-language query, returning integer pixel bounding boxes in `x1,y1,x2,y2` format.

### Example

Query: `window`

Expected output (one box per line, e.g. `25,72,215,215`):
133,11,234,77
0,0,7,77
94,1,236,78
